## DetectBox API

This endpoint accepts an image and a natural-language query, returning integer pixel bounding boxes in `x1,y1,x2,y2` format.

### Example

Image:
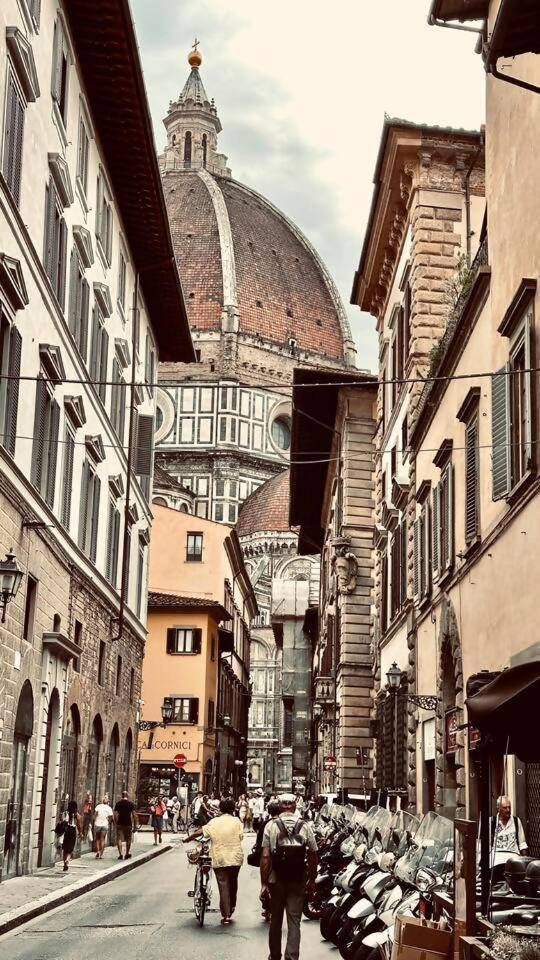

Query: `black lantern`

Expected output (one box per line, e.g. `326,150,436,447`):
386,662,402,691
0,550,23,623
161,698,173,724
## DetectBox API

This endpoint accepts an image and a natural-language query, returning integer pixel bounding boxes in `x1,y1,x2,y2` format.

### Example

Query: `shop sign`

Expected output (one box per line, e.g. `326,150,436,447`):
445,709,458,755
468,725,482,750
140,738,193,752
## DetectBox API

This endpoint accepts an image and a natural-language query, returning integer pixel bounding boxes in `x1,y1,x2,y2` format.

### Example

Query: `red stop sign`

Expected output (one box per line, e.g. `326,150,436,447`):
173,753,187,769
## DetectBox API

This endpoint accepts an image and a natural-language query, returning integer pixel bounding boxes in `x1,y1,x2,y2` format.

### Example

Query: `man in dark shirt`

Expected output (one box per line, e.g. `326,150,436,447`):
114,791,137,860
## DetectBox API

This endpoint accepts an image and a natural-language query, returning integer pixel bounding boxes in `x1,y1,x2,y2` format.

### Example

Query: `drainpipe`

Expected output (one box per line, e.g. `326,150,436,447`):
487,61,540,96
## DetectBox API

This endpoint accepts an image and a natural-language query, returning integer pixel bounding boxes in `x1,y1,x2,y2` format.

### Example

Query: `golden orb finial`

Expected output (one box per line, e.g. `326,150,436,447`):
188,38,202,68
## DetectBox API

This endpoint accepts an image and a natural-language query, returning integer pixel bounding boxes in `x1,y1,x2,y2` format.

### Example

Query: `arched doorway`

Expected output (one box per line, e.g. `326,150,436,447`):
107,724,120,805
122,730,133,792
37,688,60,866
4,680,33,877
436,598,465,818
86,715,103,803
60,704,80,807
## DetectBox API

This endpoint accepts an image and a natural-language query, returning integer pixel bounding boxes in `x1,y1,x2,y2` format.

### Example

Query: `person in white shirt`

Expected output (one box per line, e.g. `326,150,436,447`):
252,791,265,831
491,795,528,866
93,797,113,859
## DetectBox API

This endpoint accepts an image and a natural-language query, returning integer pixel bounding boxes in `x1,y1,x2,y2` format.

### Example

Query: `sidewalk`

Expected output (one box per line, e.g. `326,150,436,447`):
0,828,181,936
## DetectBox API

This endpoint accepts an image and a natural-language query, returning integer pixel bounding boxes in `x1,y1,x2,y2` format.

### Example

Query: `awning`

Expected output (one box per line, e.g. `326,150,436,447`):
466,661,540,762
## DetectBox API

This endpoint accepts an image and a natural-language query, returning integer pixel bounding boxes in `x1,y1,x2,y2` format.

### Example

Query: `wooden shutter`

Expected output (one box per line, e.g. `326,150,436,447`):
31,375,47,490
390,531,399,621
32,0,41,27
99,330,109,401
78,459,89,549
43,182,56,283
3,73,25,206
444,464,454,570
189,698,199,724
57,218,67,310
465,419,479,545
51,20,63,103
422,503,431,597
166,628,177,654
134,413,154,476
5,326,22,456
380,550,388,632
79,279,89,360
45,399,60,507
400,520,407,606
432,484,440,578
61,430,74,527
105,502,115,582
192,628,202,654
68,249,78,335
492,364,511,500
89,309,99,382
413,518,420,600
90,475,101,562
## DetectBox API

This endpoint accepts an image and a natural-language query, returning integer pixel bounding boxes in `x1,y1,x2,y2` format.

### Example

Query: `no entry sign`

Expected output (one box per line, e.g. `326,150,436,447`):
173,753,187,768
324,755,337,770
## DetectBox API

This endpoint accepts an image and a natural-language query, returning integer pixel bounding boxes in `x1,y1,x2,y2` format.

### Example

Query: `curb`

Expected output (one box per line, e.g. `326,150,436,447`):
0,843,173,937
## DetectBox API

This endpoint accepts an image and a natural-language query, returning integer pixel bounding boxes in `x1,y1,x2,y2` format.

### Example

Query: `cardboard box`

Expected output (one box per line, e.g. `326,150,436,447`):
392,915,452,960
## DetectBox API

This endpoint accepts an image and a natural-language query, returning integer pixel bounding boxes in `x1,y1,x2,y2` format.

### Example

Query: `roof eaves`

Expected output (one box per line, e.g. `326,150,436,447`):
428,0,488,23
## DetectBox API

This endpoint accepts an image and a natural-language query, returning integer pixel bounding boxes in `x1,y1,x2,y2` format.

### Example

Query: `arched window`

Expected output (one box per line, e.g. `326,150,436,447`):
152,497,168,507
123,730,133,791
60,704,81,805
107,724,120,804
202,134,207,168
172,133,176,145
184,131,192,167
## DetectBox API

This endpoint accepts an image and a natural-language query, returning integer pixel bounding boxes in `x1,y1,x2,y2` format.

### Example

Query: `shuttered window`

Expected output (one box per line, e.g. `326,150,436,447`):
464,417,479,545
2,67,25,207
431,465,454,576
110,359,126,443
31,375,60,507
51,19,70,127
492,308,534,499
380,549,388,634
136,544,145,618
390,521,407,622
22,0,41,28
89,306,108,402
166,627,202,654
134,412,153,478
44,179,68,309
413,503,431,601
170,697,199,724
105,499,121,586
76,115,89,196
60,426,75,528
117,249,126,312
0,311,22,456
78,457,101,561
68,250,89,361
96,172,113,264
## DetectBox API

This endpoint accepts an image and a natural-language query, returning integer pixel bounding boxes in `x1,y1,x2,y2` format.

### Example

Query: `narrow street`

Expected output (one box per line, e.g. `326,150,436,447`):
0,838,330,960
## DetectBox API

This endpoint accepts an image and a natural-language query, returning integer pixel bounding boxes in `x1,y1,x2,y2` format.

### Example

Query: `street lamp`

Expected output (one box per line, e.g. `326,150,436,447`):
386,663,439,711
386,662,402,691
0,550,23,623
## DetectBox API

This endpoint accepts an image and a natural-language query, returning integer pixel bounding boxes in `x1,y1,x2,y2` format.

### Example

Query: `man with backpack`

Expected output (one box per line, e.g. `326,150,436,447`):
260,794,318,960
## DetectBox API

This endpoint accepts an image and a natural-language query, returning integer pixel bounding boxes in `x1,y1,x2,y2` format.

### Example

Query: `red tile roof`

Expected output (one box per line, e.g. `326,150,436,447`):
148,591,231,621
236,470,293,537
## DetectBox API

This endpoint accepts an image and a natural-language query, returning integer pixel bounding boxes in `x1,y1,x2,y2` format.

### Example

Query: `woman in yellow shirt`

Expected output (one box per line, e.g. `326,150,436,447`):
184,797,244,924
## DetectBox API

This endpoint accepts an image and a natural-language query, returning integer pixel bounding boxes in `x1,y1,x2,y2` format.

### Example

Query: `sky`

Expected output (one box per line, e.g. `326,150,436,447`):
131,0,485,373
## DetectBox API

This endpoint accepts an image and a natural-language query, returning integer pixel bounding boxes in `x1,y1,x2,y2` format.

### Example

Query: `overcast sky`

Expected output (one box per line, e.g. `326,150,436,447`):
131,0,484,372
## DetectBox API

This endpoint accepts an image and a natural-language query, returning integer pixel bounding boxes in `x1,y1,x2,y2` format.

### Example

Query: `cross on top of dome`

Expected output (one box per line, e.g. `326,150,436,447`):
188,37,202,69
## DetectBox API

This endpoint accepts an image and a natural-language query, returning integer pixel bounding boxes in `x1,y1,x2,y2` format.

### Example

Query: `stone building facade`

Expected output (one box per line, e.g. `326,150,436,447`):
0,0,192,877
290,368,378,799
350,119,485,809
153,47,355,789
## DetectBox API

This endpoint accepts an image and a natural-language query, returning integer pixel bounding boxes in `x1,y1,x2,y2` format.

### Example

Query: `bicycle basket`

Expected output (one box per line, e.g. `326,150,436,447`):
186,847,201,865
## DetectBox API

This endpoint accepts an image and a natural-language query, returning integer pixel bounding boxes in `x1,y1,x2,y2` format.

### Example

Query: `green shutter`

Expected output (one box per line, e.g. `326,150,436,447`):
31,375,47,490
68,249,78,335
99,330,108,402
431,484,440,579
5,326,22,456
45,399,60,508
465,420,479,545
79,279,89,361
444,464,454,570
413,518,420,600
134,413,154,477
90,474,101,563
89,309,99,383
78,459,89,549
491,364,511,500
61,429,74,528
422,503,431,598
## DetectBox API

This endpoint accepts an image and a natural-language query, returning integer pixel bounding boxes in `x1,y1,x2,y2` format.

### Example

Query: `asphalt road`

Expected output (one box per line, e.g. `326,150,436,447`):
0,839,332,960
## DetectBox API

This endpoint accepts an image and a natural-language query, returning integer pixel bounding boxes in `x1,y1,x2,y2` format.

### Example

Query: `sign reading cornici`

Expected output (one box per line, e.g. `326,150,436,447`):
140,739,193,752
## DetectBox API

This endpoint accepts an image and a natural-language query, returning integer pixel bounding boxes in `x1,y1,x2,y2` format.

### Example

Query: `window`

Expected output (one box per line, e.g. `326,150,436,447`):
214,503,223,522
493,292,535,499
22,0,41,28
136,544,144,618
431,463,454,578
129,667,135,704
464,417,480,545
89,306,108,403
0,311,22,456
390,519,407,621
76,114,89,197
283,701,293,746
105,499,121,586
51,19,70,127
166,627,202,654
78,458,101,562
60,426,75,527
271,416,291,451
68,251,89,360
171,696,198,723
208,699,215,728
210,636,216,661
22,574,37,642
115,655,122,696
73,619,82,672
184,131,192,167
31,376,60,507
2,66,25,206
44,179,68,308
186,532,203,562
97,639,106,686
96,171,113,265
110,359,126,441
413,501,431,601
144,334,155,398
117,249,126,313
401,415,408,457
215,479,225,497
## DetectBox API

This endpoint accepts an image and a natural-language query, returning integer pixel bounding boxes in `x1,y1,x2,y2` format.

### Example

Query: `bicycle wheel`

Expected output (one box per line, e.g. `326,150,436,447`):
198,889,206,927
193,869,202,921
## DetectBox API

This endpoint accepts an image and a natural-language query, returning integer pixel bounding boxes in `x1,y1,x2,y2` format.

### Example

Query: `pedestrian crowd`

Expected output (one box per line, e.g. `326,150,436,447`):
54,789,137,871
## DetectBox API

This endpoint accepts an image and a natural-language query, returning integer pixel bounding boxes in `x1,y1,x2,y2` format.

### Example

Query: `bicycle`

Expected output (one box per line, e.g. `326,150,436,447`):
187,839,213,926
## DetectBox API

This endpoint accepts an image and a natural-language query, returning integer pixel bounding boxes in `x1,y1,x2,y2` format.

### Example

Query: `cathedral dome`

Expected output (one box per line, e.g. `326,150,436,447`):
163,170,353,363
236,470,292,537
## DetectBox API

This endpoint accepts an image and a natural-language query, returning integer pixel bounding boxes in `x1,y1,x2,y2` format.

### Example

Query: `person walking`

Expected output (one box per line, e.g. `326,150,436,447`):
114,790,137,860
82,792,93,841
61,800,82,872
260,793,318,960
237,793,250,831
150,795,167,844
93,796,114,859
252,789,265,832
171,796,181,833
183,797,244,925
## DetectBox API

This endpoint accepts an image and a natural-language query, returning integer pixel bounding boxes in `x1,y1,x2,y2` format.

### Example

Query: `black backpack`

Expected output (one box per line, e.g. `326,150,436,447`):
272,817,307,881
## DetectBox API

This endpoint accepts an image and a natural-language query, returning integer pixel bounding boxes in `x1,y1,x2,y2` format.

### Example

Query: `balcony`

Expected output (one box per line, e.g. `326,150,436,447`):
315,676,335,705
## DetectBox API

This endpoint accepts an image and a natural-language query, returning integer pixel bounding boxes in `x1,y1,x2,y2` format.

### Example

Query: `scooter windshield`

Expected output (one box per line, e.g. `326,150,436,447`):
394,811,453,885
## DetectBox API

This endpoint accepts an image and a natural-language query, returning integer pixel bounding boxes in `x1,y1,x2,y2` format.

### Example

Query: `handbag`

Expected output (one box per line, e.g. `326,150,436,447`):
54,820,67,837
247,843,261,867
87,826,93,844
